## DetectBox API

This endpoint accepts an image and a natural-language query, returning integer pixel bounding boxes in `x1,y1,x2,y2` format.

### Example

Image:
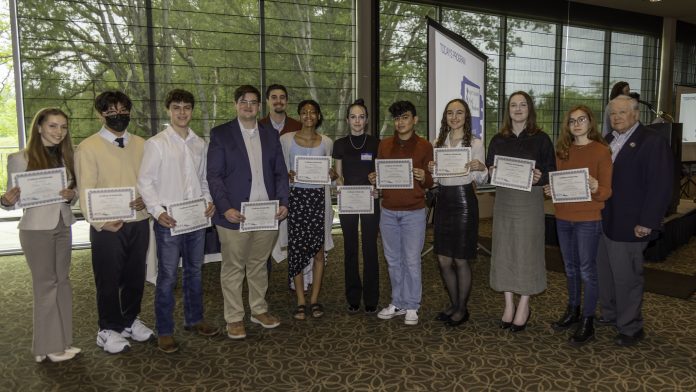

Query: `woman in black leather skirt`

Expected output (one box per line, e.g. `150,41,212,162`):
428,99,488,326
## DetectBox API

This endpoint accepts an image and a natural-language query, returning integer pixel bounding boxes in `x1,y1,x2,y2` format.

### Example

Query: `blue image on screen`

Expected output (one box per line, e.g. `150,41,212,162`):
460,75,483,139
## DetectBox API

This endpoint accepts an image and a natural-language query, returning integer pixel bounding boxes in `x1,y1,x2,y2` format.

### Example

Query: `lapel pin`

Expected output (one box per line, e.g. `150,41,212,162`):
629,142,636,148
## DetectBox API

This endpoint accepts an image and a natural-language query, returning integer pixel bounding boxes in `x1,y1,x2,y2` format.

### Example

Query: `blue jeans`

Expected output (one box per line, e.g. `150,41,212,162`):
556,219,602,318
379,207,427,310
154,221,205,336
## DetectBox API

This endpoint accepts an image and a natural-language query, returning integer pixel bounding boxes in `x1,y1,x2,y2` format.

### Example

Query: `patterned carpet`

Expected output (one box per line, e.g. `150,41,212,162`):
1,224,696,391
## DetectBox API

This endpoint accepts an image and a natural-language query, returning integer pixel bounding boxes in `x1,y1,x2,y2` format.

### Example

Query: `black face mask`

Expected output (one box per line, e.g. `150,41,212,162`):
105,114,130,132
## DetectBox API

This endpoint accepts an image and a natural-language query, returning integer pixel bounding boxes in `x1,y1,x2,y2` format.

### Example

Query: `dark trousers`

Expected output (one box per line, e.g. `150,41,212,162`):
90,219,150,331
340,201,380,308
596,233,648,336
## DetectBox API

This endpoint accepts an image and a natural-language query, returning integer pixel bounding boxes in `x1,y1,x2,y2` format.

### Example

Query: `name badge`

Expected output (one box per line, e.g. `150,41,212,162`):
361,153,373,161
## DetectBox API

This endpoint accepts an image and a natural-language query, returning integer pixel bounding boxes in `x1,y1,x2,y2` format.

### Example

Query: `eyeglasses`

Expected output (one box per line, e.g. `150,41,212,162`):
568,116,588,126
239,99,259,107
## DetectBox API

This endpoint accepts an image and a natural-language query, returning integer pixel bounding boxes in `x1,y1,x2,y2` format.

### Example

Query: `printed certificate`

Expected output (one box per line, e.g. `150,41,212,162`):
167,197,211,236
12,167,67,208
490,155,535,192
549,168,592,203
375,159,413,189
85,187,136,222
240,200,279,232
294,155,331,185
338,186,374,214
434,147,471,177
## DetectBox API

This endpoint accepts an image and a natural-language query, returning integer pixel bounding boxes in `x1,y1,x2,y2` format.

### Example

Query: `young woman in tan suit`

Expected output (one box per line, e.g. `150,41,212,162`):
1,108,79,362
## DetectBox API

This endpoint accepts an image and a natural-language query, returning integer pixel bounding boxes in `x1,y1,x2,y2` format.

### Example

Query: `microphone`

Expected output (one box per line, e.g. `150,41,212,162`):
628,92,654,110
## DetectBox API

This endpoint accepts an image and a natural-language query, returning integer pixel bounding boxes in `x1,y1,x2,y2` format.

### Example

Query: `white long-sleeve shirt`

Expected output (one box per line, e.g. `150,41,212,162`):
432,136,488,186
138,126,211,220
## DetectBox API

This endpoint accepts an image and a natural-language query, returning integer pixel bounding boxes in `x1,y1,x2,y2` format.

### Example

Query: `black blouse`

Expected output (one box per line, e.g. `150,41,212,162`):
485,129,556,186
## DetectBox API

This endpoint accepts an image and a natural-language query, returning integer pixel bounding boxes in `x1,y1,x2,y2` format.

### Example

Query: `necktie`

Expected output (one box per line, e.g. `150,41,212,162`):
115,137,124,148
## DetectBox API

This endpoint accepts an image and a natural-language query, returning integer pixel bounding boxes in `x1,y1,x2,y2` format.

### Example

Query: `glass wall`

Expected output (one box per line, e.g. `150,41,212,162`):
15,0,355,143
378,0,661,141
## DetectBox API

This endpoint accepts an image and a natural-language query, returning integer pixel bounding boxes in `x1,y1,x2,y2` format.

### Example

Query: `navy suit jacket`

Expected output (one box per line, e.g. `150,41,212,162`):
602,123,674,242
207,118,289,230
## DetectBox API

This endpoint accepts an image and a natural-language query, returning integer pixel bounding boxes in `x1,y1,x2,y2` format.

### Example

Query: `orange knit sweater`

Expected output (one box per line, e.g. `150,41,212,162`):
553,141,613,222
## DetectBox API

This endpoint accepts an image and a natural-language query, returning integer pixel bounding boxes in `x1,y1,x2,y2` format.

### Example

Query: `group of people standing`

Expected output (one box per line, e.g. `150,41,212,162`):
3,81,673,363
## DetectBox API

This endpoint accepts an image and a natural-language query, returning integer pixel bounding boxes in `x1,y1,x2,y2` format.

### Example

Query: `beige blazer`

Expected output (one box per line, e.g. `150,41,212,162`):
3,150,77,230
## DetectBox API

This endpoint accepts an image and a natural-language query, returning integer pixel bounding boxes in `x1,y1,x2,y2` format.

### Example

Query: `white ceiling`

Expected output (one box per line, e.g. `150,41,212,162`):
572,0,696,25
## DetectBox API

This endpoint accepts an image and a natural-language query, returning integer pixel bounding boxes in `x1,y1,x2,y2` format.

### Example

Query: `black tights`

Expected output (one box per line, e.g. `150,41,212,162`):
437,255,472,322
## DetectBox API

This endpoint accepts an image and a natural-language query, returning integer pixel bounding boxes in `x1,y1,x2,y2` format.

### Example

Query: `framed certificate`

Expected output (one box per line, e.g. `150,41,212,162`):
85,187,137,222
434,147,471,177
294,155,331,185
375,159,413,189
490,155,535,192
549,168,592,203
338,186,374,214
166,197,211,236
240,200,279,232
12,167,67,208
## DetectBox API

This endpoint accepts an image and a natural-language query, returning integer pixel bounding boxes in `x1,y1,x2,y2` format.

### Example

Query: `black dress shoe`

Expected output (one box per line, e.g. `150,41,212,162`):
435,312,452,322
510,308,531,333
500,320,512,329
364,306,378,314
595,316,615,327
347,305,360,314
445,311,469,327
551,305,580,332
569,316,595,346
615,329,645,347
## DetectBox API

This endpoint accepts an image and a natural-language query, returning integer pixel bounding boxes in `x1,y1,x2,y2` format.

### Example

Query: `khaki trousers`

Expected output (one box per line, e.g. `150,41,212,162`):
217,225,278,323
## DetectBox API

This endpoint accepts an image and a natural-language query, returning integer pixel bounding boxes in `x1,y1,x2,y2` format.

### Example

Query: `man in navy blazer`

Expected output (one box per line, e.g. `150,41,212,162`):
207,85,289,340
598,95,673,346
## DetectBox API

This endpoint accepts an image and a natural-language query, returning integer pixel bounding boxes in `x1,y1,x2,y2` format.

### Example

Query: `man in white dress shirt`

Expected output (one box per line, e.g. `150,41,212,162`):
138,89,219,353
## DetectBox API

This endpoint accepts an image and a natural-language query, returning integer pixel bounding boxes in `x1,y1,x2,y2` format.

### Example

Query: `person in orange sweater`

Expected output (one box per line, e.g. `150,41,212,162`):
544,105,612,346
368,101,433,326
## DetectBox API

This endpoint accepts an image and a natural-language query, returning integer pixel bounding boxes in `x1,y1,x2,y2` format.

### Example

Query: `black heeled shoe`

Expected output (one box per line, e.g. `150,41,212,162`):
445,311,470,327
510,308,531,333
500,306,516,329
435,312,452,322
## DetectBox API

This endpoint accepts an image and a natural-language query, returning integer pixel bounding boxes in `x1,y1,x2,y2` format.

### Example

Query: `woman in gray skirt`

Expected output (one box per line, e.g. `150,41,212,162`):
485,91,555,332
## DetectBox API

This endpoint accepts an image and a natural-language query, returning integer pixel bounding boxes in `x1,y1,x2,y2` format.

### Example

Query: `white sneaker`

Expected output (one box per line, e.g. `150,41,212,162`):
377,304,406,320
97,329,131,354
405,310,419,325
121,319,154,342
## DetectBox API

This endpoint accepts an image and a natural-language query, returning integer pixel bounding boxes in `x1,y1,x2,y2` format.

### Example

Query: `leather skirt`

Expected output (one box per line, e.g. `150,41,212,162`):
433,183,479,259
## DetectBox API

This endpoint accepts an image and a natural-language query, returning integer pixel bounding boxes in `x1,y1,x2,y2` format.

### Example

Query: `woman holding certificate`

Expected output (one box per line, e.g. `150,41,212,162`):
485,91,555,332
428,99,488,327
333,99,380,314
280,99,335,320
1,108,79,362
544,105,612,345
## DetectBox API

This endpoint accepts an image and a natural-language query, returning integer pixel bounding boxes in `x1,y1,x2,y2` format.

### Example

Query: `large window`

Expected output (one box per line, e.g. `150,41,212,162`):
378,0,660,142
15,0,355,143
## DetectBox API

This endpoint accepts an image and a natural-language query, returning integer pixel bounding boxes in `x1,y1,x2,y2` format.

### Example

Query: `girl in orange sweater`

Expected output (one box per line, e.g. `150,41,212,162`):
544,105,612,345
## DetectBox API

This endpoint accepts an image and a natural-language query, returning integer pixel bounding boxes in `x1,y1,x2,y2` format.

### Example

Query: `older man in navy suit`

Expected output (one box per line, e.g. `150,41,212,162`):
597,95,673,346
207,85,289,340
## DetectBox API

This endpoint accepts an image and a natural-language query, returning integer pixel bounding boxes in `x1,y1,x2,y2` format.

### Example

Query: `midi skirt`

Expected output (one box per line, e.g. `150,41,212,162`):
288,187,325,281
489,186,546,295
433,183,479,259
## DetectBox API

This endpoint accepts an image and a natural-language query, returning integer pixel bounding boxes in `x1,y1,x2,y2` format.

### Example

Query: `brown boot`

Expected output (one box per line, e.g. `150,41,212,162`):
157,336,179,353
185,321,220,337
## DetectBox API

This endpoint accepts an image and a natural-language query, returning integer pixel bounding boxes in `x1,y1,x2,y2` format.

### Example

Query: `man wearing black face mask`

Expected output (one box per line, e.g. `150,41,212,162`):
75,91,154,354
